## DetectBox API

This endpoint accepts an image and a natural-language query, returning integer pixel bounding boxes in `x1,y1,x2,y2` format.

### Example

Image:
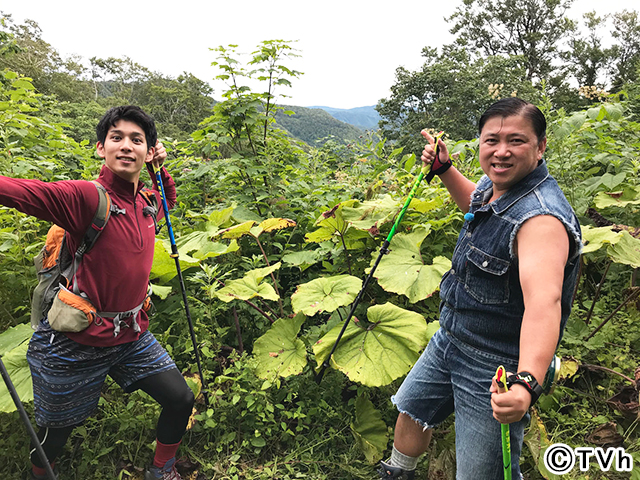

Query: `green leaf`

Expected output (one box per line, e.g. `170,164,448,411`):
281,250,322,270
150,284,172,300
341,195,400,232
208,206,235,227
216,262,281,303
0,323,33,356
372,225,451,303
253,313,307,380
351,395,388,463
150,240,200,284
608,231,640,268
291,275,362,316
594,187,640,209
580,225,622,255
219,221,255,239
523,410,562,480
191,239,239,260
0,342,32,412
313,303,433,386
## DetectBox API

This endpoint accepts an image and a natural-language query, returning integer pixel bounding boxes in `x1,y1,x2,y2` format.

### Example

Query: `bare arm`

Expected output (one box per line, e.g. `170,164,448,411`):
491,215,569,422
420,131,476,212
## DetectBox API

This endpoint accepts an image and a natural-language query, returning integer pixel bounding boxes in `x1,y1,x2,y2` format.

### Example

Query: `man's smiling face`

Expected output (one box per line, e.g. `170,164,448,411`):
96,120,154,184
478,114,546,200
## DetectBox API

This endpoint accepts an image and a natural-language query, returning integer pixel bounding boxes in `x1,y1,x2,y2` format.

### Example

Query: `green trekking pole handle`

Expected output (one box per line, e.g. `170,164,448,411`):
153,165,210,406
315,132,445,383
1,357,57,480
495,365,512,480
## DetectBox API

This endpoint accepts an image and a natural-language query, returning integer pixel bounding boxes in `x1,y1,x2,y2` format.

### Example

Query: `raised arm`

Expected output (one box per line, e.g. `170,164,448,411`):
420,131,476,212
0,176,98,237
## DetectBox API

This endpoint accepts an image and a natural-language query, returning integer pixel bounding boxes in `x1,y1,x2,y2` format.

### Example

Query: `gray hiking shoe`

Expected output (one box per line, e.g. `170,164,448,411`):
145,457,182,480
377,460,415,479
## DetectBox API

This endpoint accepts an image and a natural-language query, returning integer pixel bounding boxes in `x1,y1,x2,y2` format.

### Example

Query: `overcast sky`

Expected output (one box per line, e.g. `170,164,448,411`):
4,0,639,109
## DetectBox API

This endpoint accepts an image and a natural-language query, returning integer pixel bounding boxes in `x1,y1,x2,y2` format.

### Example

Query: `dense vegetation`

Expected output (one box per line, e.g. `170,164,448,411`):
1,2,640,479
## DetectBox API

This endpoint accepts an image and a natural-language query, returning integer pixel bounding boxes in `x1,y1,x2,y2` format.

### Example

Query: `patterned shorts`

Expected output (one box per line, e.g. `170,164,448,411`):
27,320,177,428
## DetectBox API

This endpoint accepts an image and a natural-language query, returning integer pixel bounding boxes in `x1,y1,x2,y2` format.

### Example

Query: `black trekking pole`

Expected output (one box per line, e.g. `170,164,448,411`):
153,165,210,406
0,357,57,480
316,132,445,383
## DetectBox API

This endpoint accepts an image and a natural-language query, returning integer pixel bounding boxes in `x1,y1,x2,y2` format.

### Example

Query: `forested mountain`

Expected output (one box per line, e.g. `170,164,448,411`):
308,105,381,130
275,105,364,145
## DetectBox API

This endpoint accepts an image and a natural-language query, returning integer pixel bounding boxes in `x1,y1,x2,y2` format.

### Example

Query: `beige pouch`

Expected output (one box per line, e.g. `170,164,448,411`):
47,285,96,333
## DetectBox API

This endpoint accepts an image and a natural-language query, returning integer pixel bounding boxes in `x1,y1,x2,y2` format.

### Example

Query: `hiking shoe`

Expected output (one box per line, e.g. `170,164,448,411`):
377,460,415,479
145,457,182,480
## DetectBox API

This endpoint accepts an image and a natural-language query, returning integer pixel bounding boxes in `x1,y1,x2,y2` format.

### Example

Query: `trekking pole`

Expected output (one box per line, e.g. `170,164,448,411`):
315,131,445,383
153,165,210,406
495,365,512,480
0,357,57,480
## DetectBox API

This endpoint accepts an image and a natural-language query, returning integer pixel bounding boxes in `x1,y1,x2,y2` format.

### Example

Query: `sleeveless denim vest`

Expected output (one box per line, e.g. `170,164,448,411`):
438,161,582,360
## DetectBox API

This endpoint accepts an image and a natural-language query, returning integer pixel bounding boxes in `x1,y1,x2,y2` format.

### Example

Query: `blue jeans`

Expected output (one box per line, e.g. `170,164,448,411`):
391,328,528,479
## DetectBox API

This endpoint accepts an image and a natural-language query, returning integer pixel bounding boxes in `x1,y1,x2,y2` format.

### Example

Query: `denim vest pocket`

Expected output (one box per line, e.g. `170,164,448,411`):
465,246,510,304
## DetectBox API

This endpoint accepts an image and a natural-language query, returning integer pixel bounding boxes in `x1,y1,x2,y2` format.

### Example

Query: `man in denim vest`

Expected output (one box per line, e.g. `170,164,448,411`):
378,98,582,479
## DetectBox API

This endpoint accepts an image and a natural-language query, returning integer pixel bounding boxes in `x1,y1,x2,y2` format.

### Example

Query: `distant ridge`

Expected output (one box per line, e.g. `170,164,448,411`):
276,105,363,145
308,105,381,130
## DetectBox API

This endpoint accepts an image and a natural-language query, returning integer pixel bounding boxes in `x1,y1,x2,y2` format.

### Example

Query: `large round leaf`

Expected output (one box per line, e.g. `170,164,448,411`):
291,274,362,316
0,342,32,412
371,225,451,303
216,262,281,303
253,313,307,380
282,250,322,271
150,240,200,284
341,195,399,232
218,220,255,239
0,323,33,355
351,395,388,464
581,225,622,255
313,302,434,386
608,230,640,268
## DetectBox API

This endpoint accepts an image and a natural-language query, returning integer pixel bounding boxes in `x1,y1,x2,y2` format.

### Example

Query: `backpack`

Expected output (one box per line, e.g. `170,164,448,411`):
30,181,159,335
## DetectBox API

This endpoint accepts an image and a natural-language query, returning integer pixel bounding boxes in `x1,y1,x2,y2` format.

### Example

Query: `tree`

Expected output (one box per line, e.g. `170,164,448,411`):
447,0,576,82
609,10,640,91
376,47,539,154
566,11,613,88
0,14,92,102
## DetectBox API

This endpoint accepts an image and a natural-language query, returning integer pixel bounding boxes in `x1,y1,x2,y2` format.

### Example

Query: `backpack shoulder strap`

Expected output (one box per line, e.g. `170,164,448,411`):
140,187,159,210
62,181,111,285
76,181,112,255
140,187,160,235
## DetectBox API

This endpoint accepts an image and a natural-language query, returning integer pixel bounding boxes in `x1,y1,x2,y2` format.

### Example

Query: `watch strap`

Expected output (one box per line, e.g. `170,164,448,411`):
506,371,543,406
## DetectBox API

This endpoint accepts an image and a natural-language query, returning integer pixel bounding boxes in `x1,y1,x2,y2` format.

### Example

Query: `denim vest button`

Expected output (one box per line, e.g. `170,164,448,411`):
482,260,488,267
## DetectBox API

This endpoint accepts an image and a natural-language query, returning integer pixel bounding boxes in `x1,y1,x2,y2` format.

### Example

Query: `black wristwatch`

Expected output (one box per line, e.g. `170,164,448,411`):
506,371,543,406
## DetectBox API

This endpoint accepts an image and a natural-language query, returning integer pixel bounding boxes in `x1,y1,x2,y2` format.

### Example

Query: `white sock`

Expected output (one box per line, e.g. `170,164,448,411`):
389,445,419,471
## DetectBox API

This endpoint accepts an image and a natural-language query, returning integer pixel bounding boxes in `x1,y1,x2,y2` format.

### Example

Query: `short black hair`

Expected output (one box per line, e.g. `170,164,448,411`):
479,98,546,143
96,105,157,150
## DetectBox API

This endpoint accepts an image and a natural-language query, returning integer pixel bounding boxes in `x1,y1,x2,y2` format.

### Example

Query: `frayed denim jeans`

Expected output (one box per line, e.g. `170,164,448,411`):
392,328,528,479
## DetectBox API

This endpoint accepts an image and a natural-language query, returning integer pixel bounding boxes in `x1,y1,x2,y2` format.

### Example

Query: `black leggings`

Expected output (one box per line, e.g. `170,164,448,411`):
31,368,194,467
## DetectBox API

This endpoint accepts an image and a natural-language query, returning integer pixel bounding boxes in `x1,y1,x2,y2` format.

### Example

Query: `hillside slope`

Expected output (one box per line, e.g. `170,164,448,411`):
276,105,363,145
308,105,380,130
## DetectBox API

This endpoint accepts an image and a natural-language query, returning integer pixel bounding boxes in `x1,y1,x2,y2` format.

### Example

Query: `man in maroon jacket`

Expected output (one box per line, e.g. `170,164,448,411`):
0,106,194,480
